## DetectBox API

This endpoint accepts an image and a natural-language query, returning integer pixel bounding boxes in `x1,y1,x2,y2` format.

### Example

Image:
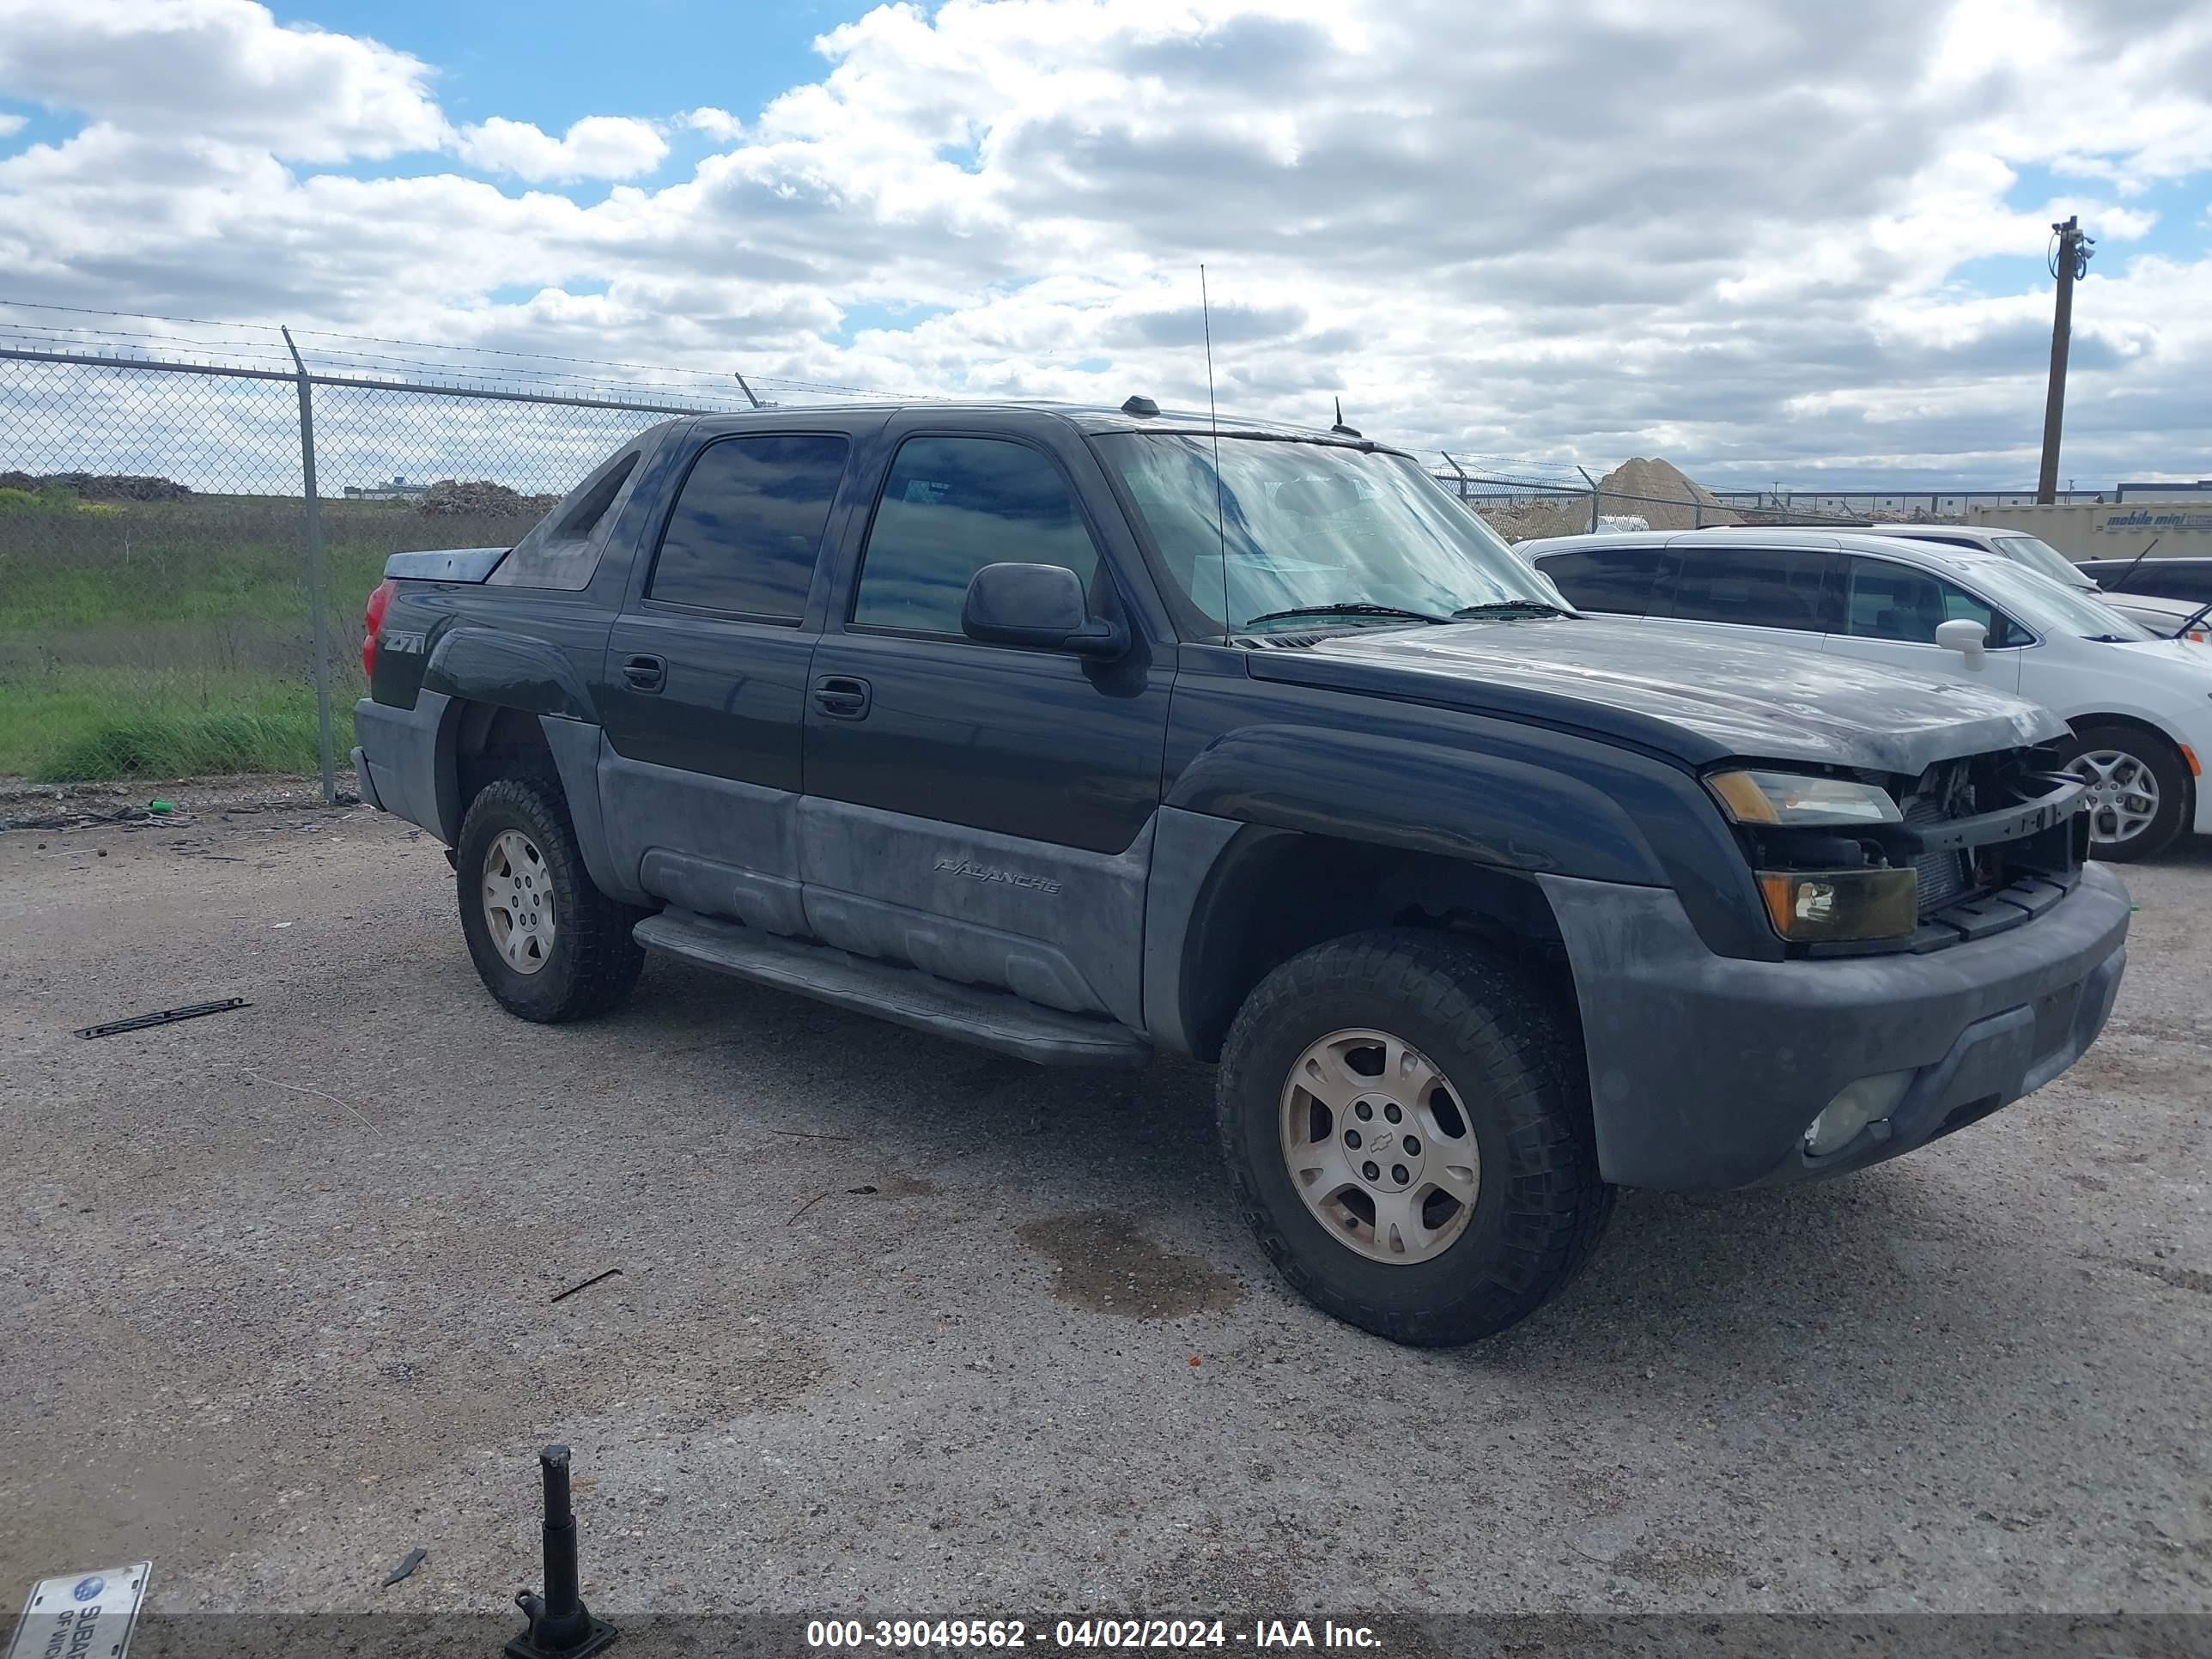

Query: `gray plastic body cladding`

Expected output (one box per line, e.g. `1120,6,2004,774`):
538,719,645,906
352,691,455,841
633,909,1147,1067
601,752,803,932
1140,806,1247,1055
1537,863,2130,1191
795,798,1150,1028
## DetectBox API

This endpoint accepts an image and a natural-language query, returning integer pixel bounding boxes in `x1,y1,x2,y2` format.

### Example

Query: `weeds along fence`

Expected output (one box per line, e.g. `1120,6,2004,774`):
0,341,744,791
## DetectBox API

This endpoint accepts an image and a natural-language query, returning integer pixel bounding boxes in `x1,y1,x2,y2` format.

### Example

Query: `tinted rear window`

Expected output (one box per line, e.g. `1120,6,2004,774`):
647,434,850,620
1533,547,1666,616
1665,545,1835,631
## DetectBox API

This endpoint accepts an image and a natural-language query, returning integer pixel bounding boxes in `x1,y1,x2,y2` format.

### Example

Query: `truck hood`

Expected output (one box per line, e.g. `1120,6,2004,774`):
1246,617,2065,775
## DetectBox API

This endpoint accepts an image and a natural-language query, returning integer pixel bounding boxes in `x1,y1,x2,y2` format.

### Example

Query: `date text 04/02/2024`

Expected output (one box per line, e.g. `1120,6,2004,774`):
804,1620,1383,1650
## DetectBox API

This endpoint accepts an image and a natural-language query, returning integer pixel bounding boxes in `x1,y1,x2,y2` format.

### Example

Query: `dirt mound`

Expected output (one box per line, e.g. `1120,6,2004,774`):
415,478,558,518
0,470,192,501
1595,458,1737,530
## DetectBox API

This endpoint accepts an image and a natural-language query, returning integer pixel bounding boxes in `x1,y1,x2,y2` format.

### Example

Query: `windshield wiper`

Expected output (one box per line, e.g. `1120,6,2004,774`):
1242,603,1453,629
1450,599,1574,620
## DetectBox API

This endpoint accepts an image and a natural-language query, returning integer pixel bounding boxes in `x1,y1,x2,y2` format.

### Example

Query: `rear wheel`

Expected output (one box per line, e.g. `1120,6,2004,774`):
2057,723,2188,862
1216,930,1612,1346
455,776,644,1021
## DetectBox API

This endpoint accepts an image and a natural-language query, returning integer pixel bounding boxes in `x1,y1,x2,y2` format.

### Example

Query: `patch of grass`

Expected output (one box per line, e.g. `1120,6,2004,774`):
0,488,537,782
0,669,337,782
0,495,524,632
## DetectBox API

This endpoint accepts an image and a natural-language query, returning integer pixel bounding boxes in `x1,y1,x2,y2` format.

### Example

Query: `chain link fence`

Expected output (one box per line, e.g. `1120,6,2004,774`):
0,302,1918,791
0,325,735,789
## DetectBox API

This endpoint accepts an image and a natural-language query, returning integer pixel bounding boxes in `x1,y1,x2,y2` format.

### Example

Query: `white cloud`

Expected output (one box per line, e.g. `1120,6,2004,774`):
0,0,447,161
1,0,2209,484
684,106,744,143
0,113,24,139
454,114,668,183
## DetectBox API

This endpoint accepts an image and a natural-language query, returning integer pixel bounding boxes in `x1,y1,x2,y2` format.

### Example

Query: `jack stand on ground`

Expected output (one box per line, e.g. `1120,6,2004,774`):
505,1444,617,1659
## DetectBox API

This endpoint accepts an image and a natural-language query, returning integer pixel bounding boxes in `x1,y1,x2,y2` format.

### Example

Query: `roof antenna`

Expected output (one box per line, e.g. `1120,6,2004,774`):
1331,397,1361,439
1201,264,1231,645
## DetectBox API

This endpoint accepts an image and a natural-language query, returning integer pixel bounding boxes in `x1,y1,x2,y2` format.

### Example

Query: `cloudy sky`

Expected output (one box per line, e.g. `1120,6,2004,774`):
2,0,2209,487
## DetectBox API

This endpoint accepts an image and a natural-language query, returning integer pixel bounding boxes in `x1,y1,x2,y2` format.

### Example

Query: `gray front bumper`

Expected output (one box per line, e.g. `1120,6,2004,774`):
1539,864,2131,1190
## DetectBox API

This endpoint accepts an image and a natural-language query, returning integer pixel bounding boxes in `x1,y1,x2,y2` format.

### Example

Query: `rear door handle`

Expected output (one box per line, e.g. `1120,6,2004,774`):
813,675,872,720
622,653,665,692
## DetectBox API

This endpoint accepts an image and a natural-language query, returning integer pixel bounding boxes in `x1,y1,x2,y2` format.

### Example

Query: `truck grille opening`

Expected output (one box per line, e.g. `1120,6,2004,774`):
1903,794,1972,914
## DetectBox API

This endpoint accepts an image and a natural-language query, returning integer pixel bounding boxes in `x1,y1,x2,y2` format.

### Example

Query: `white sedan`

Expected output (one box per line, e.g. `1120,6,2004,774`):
1520,527,2212,860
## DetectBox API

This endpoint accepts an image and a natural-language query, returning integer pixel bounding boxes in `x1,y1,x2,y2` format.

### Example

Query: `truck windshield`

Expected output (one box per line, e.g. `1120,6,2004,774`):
1095,433,1571,634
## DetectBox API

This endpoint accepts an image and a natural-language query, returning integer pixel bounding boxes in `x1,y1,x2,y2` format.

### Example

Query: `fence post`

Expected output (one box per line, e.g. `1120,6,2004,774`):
1439,451,1468,501
282,327,337,805
1578,465,1600,532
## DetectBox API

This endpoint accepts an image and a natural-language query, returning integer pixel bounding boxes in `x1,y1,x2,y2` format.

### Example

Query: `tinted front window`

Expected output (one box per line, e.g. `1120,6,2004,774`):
647,434,849,618
1665,546,1834,631
1534,547,1664,616
852,437,1100,635
1841,557,2022,647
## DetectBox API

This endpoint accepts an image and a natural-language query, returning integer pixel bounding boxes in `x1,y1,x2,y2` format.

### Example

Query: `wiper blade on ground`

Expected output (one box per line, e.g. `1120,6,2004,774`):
1241,603,1453,628
1450,600,1575,619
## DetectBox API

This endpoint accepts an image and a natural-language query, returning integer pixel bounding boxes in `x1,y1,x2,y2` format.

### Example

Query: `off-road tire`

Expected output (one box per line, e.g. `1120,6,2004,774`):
2055,721,2189,863
1217,929,1613,1346
455,775,645,1022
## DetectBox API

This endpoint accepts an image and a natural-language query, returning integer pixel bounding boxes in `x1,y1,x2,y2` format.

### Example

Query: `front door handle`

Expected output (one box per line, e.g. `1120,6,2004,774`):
813,675,872,720
622,653,665,692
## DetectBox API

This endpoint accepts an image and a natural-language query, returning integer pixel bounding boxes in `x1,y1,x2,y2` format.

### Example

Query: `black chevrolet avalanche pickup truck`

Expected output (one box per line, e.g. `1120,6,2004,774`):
353,401,2129,1345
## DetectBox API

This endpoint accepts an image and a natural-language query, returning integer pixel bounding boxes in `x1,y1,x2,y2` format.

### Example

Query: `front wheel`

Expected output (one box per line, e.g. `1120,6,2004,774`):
1216,930,1613,1346
454,776,645,1022
2057,723,2189,862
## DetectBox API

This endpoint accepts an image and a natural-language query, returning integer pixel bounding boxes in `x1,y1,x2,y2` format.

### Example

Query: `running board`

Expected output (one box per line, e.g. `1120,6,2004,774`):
633,908,1152,1068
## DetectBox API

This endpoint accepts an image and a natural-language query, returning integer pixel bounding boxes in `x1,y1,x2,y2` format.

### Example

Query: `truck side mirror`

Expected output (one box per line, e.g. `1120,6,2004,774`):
961,562,1124,658
1934,617,1987,669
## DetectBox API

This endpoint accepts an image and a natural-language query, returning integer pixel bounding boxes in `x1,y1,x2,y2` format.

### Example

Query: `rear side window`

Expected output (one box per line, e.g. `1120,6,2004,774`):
1840,557,2025,647
1665,545,1836,632
647,434,850,620
1533,547,1666,616
489,447,641,590
851,437,1101,635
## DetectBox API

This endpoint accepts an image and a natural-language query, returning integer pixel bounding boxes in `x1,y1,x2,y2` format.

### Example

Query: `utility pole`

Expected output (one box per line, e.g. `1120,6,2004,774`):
2036,216,2094,505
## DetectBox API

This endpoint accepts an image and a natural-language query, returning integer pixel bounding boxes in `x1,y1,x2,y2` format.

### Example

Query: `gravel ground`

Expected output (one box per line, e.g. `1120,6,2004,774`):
1,808,2207,1625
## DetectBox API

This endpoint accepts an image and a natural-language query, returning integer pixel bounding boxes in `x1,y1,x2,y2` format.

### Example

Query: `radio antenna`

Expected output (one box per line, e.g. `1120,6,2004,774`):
1201,264,1231,644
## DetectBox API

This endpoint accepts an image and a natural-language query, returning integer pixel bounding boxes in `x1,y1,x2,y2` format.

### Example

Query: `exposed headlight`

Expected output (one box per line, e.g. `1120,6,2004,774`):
1708,769,1903,827
1756,867,1918,943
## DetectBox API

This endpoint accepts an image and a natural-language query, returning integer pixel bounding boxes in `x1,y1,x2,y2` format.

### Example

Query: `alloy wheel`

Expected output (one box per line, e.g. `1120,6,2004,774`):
482,828,556,975
2067,748,2160,847
1279,1028,1481,1266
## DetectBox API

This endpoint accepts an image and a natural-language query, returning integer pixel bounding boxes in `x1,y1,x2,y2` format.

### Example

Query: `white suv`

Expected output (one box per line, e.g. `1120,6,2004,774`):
1521,527,2212,860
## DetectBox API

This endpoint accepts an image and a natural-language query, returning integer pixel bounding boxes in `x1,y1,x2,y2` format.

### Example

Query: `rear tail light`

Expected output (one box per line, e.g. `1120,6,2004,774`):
362,578,395,679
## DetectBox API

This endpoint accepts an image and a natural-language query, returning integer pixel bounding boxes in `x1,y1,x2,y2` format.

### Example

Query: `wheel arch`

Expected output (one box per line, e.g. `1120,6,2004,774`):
1164,823,1573,1063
